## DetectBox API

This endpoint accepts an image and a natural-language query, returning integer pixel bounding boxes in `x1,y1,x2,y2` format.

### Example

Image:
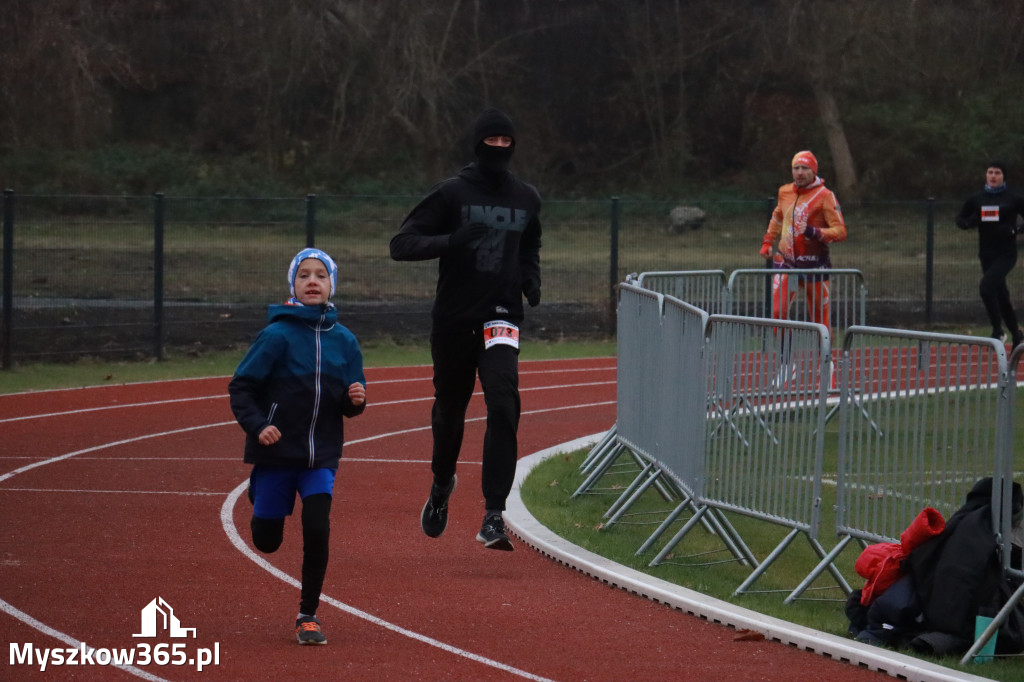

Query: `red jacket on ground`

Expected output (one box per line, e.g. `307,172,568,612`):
855,507,945,606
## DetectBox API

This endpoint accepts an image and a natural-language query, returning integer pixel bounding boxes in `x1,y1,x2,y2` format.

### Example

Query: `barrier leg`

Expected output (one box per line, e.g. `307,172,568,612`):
960,579,1024,664
636,498,690,555
580,425,617,473
603,462,656,522
733,528,800,596
784,535,854,604
572,442,625,497
650,506,708,566
706,508,757,568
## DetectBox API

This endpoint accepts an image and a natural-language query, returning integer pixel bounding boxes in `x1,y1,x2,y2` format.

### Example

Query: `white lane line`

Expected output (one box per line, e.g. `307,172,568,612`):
343,400,615,446
219,482,555,682
0,456,432,464
0,359,615,399
0,396,230,423
0,401,614,476
0,488,227,495
0,395,613,681
0,395,614,475
0,597,169,681
1,381,615,424
0,422,235,484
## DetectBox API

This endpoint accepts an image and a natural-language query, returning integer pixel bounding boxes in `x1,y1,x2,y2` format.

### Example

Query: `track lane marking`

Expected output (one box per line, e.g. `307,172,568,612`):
219,483,555,682
0,423,235,484
0,598,168,681
0,394,613,680
0,359,615,398
1,380,615,423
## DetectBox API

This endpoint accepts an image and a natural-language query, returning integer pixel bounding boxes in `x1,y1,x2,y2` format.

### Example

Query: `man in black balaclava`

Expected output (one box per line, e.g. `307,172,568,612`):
473,108,516,175
390,109,542,552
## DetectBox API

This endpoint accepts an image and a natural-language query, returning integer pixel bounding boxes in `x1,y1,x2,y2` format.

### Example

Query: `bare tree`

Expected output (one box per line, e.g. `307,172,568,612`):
0,0,145,148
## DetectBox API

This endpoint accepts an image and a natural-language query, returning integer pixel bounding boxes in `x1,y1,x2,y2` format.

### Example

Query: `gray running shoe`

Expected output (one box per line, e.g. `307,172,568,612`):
476,512,514,551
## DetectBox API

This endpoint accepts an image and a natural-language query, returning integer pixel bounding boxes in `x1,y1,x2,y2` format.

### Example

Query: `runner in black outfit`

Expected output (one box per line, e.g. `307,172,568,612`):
390,109,542,551
956,161,1024,348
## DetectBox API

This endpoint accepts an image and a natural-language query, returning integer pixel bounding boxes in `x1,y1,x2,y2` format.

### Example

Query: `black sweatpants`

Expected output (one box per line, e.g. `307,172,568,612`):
979,250,1020,336
250,492,332,617
429,325,520,512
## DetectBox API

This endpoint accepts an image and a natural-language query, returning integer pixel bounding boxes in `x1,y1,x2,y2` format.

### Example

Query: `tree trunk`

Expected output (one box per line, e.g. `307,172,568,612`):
813,85,859,201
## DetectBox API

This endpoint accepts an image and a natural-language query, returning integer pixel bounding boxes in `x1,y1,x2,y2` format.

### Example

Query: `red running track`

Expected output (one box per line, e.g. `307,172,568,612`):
0,358,887,681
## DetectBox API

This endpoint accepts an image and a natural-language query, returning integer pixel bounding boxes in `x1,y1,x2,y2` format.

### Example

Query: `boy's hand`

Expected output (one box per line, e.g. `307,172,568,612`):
348,382,366,407
258,425,281,446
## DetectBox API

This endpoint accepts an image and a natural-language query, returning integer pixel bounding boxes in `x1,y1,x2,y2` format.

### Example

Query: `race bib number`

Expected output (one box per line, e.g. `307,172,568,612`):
981,205,1000,222
483,320,520,350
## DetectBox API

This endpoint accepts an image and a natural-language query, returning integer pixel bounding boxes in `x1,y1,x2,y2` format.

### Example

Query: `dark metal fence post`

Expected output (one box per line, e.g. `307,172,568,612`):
2,189,14,369
925,197,935,325
608,196,620,335
763,196,775,315
305,194,317,248
153,192,165,360
763,196,775,266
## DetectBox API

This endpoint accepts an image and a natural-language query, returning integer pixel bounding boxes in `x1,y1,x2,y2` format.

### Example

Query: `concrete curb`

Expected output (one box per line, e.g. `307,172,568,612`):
504,433,989,682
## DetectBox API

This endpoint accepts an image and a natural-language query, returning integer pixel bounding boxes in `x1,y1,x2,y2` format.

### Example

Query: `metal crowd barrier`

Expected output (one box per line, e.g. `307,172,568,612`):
791,327,1012,604
574,283,707,530
727,268,867,345
964,343,1024,662
648,314,848,600
581,271,1023,664
633,270,728,315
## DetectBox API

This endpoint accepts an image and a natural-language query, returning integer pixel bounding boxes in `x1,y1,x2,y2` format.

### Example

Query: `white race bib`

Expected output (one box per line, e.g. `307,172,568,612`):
483,320,520,350
981,205,1000,222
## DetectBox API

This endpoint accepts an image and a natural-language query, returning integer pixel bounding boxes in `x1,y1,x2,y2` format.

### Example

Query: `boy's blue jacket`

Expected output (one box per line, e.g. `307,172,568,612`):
228,302,365,468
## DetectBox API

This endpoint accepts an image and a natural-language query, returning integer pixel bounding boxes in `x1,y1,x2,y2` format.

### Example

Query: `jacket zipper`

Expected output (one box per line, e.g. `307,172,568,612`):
307,311,325,468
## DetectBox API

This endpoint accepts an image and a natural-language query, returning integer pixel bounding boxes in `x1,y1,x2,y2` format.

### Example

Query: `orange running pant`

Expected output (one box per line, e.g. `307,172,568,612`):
771,273,830,327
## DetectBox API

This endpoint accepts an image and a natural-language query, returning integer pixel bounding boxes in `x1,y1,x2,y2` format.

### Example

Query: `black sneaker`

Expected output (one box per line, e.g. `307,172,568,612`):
421,475,457,538
476,512,514,551
295,615,326,645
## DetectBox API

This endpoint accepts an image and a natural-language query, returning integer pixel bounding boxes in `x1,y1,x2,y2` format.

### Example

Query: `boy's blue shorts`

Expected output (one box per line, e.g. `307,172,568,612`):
249,466,337,519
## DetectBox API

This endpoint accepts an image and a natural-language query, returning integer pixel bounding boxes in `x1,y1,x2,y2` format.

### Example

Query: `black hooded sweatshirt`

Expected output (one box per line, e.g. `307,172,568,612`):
955,185,1024,256
390,162,542,329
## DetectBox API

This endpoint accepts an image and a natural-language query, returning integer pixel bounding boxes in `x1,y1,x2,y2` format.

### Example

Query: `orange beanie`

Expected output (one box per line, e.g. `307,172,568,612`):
791,150,818,174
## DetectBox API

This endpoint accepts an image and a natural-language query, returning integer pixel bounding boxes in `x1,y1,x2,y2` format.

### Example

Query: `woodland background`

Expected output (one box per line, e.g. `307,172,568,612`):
2,0,1023,201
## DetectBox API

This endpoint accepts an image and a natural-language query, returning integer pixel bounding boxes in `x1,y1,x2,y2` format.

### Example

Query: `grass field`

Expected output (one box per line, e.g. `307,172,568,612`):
521,380,1024,682
5,196,989,309
522,448,1024,680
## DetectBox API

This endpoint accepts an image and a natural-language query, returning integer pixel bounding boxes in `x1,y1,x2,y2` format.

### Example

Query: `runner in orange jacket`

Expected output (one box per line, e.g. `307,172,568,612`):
759,150,847,327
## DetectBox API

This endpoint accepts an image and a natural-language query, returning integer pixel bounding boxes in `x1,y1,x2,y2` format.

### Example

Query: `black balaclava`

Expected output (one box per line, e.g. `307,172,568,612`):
472,109,516,175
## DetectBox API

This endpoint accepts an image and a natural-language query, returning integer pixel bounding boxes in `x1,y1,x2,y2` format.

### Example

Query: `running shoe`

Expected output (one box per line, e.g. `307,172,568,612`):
421,474,457,538
296,616,326,645
476,512,514,551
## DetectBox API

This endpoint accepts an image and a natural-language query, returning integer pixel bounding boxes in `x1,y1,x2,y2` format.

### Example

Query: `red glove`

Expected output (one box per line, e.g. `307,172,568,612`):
759,235,773,259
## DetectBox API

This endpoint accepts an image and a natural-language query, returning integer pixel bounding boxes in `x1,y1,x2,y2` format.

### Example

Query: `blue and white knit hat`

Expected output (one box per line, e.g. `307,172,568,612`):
287,248,338,299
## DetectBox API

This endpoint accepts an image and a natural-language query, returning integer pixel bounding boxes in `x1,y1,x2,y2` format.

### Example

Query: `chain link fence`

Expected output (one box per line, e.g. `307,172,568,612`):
0,192,980,365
